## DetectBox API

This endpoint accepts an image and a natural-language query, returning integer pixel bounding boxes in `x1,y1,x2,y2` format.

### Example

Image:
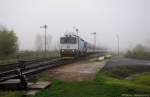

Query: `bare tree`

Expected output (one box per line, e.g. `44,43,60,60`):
47,34,52,51
35,34,43,52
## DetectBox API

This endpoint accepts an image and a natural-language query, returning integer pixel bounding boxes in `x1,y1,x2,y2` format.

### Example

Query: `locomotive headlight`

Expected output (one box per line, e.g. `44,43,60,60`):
61,49,64,52
72,49,75,52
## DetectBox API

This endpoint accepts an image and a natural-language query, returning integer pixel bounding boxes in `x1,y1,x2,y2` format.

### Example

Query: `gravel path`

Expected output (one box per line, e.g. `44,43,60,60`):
49,59,106,81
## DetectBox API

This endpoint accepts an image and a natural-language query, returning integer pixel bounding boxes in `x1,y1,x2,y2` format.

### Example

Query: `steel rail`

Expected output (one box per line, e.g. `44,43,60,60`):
0,52,101,82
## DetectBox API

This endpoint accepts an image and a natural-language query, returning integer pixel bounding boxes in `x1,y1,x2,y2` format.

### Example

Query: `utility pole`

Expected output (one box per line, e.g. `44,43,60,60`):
91,32,96,52
40,24,48,54
73,27,79,50
116,34,119,56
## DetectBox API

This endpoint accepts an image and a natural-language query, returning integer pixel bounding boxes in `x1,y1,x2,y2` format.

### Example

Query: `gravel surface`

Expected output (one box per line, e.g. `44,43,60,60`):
49,59,107,81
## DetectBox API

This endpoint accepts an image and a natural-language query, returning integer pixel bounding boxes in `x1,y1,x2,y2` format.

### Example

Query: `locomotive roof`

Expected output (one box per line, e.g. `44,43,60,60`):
64,34,84,40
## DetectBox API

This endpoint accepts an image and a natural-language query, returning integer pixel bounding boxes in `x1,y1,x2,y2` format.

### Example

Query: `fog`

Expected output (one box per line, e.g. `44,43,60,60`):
0,0,150,52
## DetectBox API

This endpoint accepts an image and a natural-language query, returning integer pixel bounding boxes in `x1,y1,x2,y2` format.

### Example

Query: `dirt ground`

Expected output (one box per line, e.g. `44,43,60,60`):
48,58,107,82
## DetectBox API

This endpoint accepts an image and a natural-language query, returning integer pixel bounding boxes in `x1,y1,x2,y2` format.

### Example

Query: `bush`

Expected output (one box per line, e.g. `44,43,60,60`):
125,44,150,60
0,29,18,57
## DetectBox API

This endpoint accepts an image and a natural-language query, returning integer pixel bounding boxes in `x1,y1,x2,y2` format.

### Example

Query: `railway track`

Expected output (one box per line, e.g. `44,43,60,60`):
0,57,59,72
0,57,62,82
0,52,102,83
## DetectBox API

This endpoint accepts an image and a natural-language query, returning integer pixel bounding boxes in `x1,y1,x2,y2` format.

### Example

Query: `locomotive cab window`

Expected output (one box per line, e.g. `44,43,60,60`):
60,37,76,44
69,37,76,44
60,37,67,44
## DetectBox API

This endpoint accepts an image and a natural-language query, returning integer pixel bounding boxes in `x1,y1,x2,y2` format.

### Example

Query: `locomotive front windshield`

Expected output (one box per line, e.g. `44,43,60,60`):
60,37,76,44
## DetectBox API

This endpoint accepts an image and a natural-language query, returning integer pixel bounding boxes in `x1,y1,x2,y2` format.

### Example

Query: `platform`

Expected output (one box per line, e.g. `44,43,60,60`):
25,81,52,96
49,58,107,81
28,81,51,89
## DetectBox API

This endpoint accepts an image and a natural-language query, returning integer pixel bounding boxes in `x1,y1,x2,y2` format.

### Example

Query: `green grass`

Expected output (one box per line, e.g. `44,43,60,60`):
1,67,150,97
0,91,23,97
131,72,150,86
29,72,150,97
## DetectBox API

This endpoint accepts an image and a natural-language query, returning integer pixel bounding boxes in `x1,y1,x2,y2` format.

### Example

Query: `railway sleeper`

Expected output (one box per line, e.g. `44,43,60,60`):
0,66,28,90
0,75,28,90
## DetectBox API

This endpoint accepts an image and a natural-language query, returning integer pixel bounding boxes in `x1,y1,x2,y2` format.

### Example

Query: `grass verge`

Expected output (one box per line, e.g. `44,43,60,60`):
0,91,23,97
29,71,150,97
131,72,150,86
1,66,150,97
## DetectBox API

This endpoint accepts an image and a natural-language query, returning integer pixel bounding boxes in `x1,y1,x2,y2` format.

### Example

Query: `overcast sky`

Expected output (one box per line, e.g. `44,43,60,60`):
0,0,150,51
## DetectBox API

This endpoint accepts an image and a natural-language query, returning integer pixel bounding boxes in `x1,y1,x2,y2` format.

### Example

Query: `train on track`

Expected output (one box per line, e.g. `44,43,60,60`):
60,33,101,59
